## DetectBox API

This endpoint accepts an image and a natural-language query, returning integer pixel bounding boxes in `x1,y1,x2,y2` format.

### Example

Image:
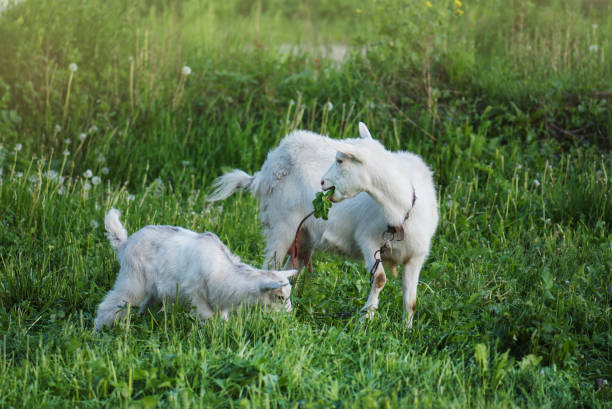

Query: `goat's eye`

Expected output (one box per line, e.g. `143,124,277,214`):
336,159,343,164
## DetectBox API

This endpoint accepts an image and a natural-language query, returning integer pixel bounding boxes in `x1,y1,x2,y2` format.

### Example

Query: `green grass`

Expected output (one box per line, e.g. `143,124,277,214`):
0,0,611,407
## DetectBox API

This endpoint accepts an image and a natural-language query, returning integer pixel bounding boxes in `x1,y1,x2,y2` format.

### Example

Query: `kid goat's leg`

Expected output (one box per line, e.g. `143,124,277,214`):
402,254,426,328
94,272,146,331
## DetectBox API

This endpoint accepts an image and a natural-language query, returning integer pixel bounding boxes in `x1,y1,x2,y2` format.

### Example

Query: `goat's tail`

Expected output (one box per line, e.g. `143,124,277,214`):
104,208,128,253
207,169,256,202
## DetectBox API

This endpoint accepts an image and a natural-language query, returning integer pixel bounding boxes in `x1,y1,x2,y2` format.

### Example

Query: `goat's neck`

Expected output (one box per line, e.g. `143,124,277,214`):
364,158,414,227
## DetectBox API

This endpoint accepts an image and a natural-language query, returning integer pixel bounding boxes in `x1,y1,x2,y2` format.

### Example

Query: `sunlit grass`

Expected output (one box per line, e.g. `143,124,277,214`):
0,0,610,407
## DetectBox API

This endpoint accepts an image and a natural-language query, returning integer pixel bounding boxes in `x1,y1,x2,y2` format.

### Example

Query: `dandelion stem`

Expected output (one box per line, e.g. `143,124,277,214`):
62,71,74,134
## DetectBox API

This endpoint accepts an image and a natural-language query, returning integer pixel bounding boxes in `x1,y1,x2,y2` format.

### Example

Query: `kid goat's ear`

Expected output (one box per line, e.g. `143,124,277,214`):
358,122,373,139
259,279,288,292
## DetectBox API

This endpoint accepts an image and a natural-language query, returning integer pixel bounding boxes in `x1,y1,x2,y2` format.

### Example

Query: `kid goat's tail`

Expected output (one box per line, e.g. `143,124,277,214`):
207,169,256,202
104,208,128,253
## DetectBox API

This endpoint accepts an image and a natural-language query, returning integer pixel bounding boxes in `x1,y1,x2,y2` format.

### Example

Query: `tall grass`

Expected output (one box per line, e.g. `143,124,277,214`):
0,0,610,407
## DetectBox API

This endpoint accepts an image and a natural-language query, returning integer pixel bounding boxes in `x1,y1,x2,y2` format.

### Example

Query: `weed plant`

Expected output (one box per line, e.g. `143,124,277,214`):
0,0,610,407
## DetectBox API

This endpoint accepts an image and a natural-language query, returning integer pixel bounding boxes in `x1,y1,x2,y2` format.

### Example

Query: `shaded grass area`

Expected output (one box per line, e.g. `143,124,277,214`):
0,0,611,407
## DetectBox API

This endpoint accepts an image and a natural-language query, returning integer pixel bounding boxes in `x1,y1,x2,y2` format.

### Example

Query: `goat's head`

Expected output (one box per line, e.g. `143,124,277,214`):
257,269,297,312
320,122,375,202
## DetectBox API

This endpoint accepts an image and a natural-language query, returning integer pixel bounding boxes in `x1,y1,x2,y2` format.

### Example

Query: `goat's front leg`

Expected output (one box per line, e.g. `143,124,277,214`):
402,254,426,328
359,254,387,321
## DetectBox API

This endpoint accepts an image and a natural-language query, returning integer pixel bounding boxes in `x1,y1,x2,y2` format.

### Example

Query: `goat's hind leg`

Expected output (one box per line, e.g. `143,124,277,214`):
402,254,426,328
94,273,147,331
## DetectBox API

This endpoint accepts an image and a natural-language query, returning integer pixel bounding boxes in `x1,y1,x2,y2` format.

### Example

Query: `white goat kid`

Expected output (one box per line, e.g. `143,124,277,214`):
208,123,438,326
94,209,296,331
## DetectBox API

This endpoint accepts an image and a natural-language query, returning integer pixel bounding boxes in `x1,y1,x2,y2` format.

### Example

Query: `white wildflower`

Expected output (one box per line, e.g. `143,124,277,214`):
16,172,23,178
182,160,190,167
91,176,101,185
89,125,98,133
58,186,65,195
83,182,91,191
326,101,333,111
516,164,522,170
29,175,38,183
589,44,599,53
370,102,376,109
128,55,134,62
127,194,135,202
592,24,598,30
289,99,295,106
55,124,62,133
102,167,109,175
64,138,71,145
63,149,70,156
534,179,541,187
83,169,93,179
97,154,105,163
46,170,58,180
182,66,192,76
68,63,78,72
14,143,22,152
90,220,99,229
78,133,87,142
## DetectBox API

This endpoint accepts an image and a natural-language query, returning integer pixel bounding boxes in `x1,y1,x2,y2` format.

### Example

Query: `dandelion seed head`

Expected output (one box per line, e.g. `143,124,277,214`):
64,138,71,145
78,133,87,142
592,24,599,30
55,124,62,133
127,194,136,202
46,170,58,180
14,143,22,152
83,182,92,191
89,125,98,133
68,63,78,72
83,169,93,179
534,179,541,187
182,160,190,167
63,149,70,156
589,44,599,53
16,172,23,178
182,66,192,76
97,154,106,163
91,176,101,185
58,186,65,195
90,220,99,229
29,175,38,183
102,167,109,175
326,101,333,111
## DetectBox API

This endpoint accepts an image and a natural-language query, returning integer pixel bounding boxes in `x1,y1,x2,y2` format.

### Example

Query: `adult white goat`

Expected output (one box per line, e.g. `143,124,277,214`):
208,123,438,326
94,209,297,331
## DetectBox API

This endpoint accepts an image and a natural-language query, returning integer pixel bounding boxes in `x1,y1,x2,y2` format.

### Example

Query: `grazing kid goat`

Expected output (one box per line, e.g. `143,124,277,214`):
94,209,296,331
208,123,438,326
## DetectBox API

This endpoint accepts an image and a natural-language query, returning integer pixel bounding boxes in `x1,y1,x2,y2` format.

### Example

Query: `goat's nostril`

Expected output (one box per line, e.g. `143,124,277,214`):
321,180,324,186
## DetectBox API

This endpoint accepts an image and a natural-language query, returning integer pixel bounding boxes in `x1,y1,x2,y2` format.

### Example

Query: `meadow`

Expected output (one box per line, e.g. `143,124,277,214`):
0,0,610,407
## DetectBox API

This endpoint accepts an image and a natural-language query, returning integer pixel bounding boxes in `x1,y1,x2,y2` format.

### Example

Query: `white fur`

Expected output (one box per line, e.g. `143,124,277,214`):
208,123,439,327
94,209,297,331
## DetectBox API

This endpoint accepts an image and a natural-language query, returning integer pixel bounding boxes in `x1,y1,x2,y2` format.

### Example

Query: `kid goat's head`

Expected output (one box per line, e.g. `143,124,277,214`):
258,269,297,312
321,122,376,202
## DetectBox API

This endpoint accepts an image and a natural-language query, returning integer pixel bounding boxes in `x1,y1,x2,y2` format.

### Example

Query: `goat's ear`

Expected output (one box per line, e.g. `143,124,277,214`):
278,269,298,279
358,122,373,139
259,279,288,293
337,150,362,164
